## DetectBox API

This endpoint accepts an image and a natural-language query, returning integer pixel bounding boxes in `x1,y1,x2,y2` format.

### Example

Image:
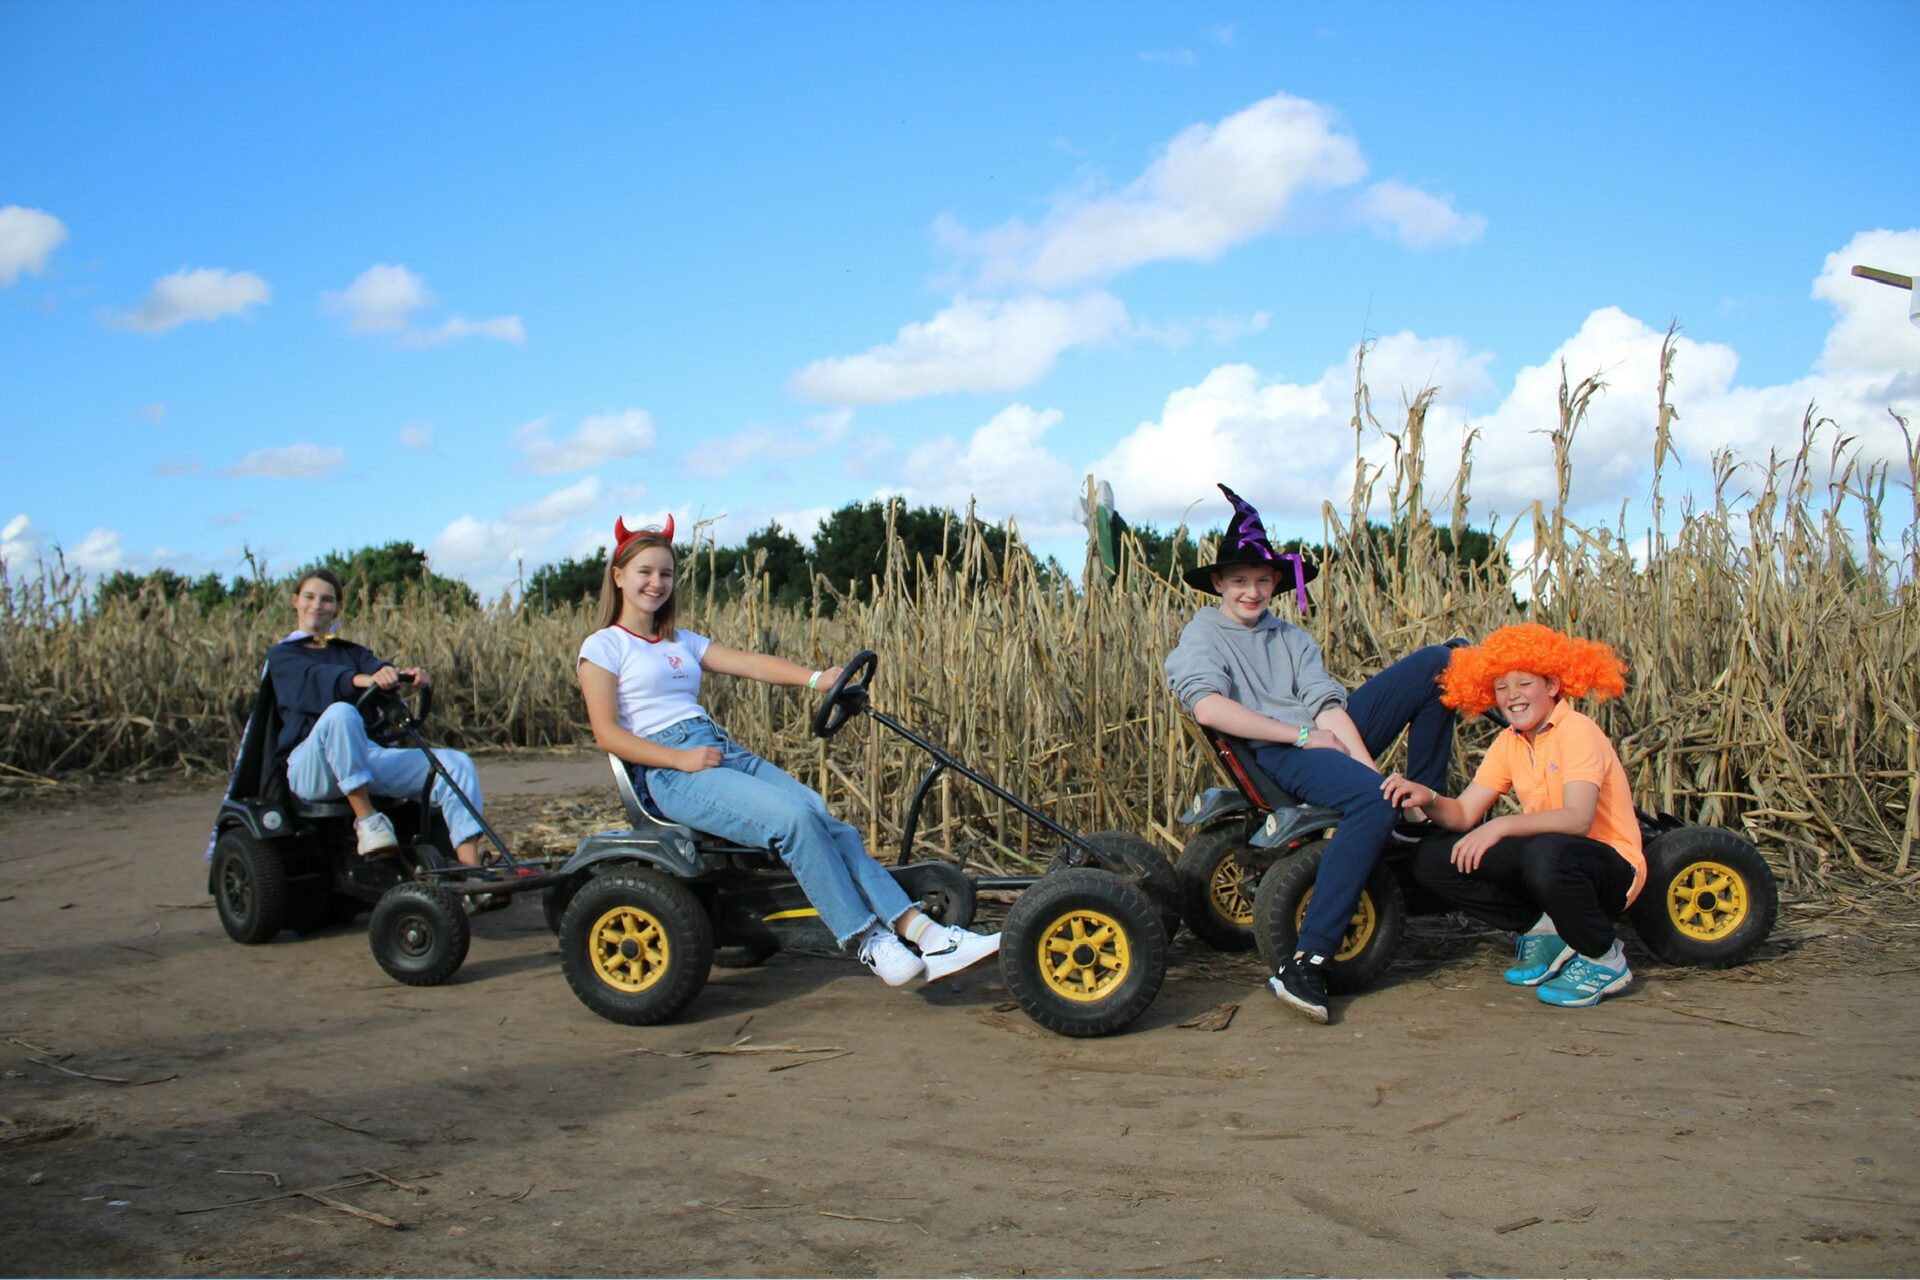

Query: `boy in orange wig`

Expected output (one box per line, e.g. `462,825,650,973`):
1379,623,1643,1007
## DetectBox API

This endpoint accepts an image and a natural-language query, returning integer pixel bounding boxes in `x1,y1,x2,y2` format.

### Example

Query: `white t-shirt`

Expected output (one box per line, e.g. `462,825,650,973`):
577,625,714,738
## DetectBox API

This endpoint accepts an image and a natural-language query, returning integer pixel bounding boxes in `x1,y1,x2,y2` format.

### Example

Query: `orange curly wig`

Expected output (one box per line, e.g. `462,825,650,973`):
1439,623,1628,717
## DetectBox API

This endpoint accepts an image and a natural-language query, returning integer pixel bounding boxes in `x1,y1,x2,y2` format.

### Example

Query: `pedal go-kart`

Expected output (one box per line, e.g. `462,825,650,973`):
541,650,1180,1038
1174,722,1780,991
209,672,566,980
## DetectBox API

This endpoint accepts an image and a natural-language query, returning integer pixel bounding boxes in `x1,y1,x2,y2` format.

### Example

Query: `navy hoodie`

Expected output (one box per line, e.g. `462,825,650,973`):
266,637,388,770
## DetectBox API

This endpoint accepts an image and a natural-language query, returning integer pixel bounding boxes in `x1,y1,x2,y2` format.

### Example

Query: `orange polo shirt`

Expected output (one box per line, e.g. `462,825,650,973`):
1471,699,1646,904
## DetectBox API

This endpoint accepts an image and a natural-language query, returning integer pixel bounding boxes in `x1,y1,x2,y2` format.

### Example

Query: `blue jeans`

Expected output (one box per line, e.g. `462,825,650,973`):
1251,644,1456,957
640,717,914,950
286,702,486,846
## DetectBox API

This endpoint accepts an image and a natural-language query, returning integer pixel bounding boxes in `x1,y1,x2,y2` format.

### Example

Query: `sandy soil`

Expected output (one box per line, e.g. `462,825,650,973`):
2,754,1918,1278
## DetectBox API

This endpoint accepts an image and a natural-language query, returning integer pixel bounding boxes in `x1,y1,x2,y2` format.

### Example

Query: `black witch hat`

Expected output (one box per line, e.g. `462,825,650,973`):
1181,484,1319,600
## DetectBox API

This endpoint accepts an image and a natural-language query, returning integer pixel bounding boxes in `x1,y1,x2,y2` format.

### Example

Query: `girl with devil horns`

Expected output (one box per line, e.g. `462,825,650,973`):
575,517,1002,987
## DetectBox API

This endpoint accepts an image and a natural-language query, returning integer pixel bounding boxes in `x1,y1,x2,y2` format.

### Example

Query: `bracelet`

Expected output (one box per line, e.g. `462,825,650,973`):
1295,723,1311,748
807,670,822,690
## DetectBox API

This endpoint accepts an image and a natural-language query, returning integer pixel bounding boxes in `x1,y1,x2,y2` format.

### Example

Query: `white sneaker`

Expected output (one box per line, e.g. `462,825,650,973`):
857,927,925,987
354,811,399,858
919,925,1001,984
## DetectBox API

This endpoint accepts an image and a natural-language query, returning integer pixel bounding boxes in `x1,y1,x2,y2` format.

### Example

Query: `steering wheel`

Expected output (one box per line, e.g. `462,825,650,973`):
355,673,433,746
811,650,878,740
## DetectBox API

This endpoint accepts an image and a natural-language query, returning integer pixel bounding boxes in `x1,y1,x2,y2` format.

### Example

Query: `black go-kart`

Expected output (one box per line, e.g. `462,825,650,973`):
541,650,1182,1038
208,672,567,981
1173,718,1780,992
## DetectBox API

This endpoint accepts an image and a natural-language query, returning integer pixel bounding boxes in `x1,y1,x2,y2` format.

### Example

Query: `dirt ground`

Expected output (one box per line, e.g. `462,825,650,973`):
2,753,1918,1279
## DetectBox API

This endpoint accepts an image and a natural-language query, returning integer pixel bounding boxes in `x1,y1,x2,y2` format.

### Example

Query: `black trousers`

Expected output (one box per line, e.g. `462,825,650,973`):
1412,831,1635,958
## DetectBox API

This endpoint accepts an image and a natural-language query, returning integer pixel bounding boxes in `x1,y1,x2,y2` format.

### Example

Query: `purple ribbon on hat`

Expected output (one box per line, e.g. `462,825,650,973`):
1280,552,1308,614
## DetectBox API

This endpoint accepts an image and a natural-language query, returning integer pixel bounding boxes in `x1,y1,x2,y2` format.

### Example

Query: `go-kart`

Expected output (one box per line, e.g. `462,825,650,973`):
208,671,566,981
1173,720,1781,991
542,650,1181,1038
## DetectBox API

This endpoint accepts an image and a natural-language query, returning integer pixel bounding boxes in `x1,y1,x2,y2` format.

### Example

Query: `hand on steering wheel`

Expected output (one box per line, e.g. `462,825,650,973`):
811,650,878,739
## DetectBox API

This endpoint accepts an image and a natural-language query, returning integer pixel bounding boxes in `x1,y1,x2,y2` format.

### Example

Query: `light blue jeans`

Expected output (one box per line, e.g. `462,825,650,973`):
287,702,486,846
640,716,913,949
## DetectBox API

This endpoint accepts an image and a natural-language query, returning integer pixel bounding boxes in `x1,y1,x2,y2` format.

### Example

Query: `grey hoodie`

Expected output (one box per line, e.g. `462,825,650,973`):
1163,607,1348,727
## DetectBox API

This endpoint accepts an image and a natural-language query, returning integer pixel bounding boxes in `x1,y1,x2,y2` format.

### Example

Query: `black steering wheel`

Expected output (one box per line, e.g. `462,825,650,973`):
811,650,878,740
355,673,433,746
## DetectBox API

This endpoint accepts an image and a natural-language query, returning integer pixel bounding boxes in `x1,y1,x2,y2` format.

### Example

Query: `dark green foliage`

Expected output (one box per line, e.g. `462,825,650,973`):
525,549,608,613
315,541,477,610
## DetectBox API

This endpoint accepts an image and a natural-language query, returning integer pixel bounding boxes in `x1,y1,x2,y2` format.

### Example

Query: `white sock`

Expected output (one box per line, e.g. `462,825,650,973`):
899,915,942,950
1593,939,1626,967
1524,914,1558,937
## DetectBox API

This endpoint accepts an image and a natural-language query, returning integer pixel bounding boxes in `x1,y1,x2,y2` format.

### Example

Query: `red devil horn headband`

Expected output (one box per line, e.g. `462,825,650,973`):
614,514,674,555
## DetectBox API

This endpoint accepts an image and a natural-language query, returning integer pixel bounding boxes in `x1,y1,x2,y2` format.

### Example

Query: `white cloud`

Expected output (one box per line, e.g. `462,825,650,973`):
939,92,1368,290
0,206,68,285
507,476,605,526
513,409,657,475
208,510,250,528
1359,180,1487,247
117,267,270,334
682,410,853,479
401,314,526,347
1139,48,1197,66
325,263,525,347
326,263,431,333
72,528,123,574
153,456,204,477
220,443,346,479
399,422,434,450
2,514,38,572
1813,228,1920,378
136,403,166,423
792,293,1127,404
901,403,1081,535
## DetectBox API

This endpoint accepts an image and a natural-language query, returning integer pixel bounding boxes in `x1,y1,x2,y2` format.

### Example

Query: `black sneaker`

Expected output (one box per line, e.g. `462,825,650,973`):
1268,952,1330,1024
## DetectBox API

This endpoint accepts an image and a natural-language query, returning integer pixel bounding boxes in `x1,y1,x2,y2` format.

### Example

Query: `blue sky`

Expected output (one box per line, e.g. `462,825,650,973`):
4,1,1917,595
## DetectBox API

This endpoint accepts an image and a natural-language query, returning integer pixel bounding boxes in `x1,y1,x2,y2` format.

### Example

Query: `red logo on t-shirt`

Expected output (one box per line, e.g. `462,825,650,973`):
666,655,682,670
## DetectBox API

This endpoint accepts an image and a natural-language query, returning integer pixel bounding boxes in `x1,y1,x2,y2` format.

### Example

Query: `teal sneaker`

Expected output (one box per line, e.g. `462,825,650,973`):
1503,932,1574,986
1536,954,1632,1008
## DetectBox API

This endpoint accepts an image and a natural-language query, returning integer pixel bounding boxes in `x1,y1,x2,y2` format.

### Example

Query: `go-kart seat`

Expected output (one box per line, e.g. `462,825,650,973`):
607,755,700,838
1187,720,1343,850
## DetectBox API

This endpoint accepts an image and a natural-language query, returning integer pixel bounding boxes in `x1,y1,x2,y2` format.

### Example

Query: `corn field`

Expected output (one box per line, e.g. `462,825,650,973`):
4,343,1916,897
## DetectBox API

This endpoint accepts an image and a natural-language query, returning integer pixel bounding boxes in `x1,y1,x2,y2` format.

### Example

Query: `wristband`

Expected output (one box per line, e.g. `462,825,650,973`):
1295,724,1311,748
807,670,822,690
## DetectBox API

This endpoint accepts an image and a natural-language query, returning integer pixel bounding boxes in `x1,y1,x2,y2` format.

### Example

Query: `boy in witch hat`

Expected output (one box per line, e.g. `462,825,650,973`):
1164,485,1457,1024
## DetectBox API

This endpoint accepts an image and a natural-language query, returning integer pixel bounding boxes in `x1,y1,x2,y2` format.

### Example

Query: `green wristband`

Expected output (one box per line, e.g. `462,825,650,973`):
1295,724,1311,748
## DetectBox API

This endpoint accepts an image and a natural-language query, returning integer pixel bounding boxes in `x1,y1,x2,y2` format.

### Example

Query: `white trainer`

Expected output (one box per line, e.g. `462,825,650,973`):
857,927,925,987
919,925,1001,984
354,811,399,858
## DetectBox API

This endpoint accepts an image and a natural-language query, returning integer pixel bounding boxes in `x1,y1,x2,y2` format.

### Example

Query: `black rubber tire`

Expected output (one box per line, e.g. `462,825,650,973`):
1251,843,1405,994
541,880,578,937
1073,830,1183,942
1175,824,1266,952
212,827,289,945
1628,827,1779,967
894,861,977,928
1001,868,1169,1038
368,882,471,987
559,871,714,1026
712,943,779,969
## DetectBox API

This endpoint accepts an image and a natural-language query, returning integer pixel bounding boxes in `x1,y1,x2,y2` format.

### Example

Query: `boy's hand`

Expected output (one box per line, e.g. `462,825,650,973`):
1301,728,1349,755
677,746,723,772
1451,818,1507,872
1380,772,1434,809
402,666,431,690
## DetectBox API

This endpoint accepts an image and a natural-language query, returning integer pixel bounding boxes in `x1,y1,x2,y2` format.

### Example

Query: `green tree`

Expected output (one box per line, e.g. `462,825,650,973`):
315,541,477,610
525,549,608,612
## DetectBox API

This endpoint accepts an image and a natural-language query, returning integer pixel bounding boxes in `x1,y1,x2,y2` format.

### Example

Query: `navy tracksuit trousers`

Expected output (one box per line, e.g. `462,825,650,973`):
1250,644,1456,958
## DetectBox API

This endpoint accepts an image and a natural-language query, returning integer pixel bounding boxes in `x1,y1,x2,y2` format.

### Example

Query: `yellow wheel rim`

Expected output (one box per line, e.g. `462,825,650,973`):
1666,860,1750,942
588,904,671,994
1208,858,1256,928
1294,888,1377,963
1037,908,1132,1003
